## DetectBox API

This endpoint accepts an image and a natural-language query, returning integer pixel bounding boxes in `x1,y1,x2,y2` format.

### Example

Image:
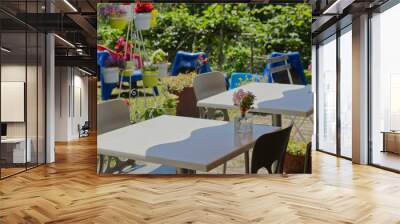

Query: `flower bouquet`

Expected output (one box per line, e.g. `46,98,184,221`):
232,89,256,135
134,2,154,30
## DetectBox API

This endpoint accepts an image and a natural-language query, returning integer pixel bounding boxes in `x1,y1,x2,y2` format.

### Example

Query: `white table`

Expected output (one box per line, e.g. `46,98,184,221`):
197,82,313,141
1,138,32,164
97,115,278,173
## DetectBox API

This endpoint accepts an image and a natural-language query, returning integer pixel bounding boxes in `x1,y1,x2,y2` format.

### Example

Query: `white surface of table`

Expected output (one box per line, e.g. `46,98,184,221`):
97,115,279,172
197,82,313,117
1,138,31,163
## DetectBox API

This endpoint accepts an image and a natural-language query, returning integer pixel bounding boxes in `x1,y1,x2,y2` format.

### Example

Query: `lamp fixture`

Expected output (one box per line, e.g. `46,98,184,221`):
54,34,75,48
63,0,78,12
1,47,11,53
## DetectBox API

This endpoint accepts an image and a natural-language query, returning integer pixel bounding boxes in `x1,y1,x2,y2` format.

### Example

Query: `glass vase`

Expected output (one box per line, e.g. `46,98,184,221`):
234,112,253,136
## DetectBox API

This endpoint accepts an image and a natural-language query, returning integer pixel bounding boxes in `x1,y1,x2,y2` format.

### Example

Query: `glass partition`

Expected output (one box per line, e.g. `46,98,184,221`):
317,35,337,154
370,4,400,171
0,1,46,179
339,26,352,158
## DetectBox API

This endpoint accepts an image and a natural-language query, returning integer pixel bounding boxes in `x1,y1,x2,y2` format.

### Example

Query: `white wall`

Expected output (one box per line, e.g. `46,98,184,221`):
55,67,89,141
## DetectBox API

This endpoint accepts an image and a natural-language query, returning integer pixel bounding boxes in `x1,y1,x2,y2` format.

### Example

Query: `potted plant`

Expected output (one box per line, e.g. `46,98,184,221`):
142,64,159,88
283,141,307,173
163,72,199,117
103,55,124,84
162,97,178,115
99,4,128,30
150,49,169,76
134,2,154,30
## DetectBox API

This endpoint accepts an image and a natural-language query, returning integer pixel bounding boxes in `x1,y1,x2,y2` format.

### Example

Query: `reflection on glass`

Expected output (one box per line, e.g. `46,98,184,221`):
318,35,337,154
1,31,27,177
340,27,352,158
371,4,400,171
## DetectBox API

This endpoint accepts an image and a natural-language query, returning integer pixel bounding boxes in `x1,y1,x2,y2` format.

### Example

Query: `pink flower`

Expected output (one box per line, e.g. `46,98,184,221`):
232,89,245,106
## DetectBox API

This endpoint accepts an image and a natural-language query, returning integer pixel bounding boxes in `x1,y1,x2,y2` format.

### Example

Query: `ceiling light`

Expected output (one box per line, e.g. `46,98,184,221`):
1,47,11,53
54,34,75,48
78,67,92,76
63,0,78,12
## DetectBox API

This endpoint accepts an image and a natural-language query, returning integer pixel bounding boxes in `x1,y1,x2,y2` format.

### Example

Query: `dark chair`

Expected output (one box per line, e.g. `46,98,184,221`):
251,124,293,174
78,121,90,138
304,142,312,174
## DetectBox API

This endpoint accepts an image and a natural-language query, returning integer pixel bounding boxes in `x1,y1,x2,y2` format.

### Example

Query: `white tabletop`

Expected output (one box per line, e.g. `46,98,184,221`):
197,82,314,117
97,115,279,172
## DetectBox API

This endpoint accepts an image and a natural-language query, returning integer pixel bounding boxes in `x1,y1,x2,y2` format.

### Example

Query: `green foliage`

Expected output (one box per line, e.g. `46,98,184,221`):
142,107,165,120
286,141,307,156
150,49,168,64
163,97,178,109
98,3,311,76
163,72,196,94
97,24,124,49
142,65,159,74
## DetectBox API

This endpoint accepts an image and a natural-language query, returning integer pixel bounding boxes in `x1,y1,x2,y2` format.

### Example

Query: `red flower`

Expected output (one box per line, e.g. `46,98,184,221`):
134,3,154,13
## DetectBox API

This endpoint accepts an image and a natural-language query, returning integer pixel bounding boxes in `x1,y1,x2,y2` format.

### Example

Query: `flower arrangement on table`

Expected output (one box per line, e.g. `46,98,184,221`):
232,89,256,117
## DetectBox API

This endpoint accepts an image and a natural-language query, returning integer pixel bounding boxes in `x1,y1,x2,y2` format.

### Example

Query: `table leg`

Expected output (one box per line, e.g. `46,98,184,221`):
176,168,196,174
244,151,250,174
272,114,282,127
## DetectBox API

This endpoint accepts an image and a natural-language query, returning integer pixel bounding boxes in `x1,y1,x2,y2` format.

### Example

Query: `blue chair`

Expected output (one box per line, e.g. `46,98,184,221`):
98,51,118,101
171,51,211,76
229,72,260,90
263,52,307,85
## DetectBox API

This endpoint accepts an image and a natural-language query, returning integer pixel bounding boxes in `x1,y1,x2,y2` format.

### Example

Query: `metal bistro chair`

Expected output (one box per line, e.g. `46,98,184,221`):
97,99,133,173
264,54,294,84
193,71,229,121
251,124,293,174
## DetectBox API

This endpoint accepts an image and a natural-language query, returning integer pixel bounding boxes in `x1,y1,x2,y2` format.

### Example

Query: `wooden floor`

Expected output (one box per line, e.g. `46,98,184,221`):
0,135,400,223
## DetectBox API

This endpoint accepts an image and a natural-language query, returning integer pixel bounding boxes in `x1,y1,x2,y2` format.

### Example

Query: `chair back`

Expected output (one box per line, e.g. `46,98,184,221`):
193,71,226,101
304,142,312,174
251,124,293,174
97,99,131,135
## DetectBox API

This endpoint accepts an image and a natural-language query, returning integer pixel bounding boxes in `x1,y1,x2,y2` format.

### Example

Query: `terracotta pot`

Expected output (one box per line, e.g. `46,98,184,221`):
283,153,305,174
176,87,199,118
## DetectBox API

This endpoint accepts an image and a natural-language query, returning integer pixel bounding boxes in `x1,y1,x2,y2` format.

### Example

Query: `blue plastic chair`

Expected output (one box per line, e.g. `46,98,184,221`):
263,52,307,85
98,51,118,101
171,51,212,76
229,72,260,90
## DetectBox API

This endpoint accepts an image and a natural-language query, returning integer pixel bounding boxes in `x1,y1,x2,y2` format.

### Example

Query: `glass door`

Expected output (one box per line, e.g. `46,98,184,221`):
317,35,337,154
370,3,400,171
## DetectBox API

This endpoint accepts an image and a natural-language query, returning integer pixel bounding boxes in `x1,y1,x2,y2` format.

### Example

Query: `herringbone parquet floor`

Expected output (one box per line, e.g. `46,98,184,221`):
1,135,400,224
